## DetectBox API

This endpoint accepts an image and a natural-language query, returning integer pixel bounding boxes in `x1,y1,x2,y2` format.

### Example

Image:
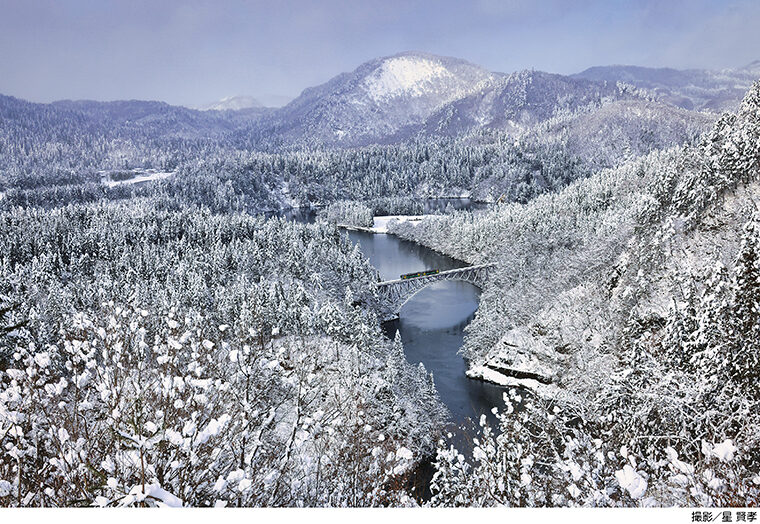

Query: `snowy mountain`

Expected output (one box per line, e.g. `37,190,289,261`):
418,69,623,137
251,53,746,147
5,53,756,150
258,51,500,145
200,95,262,111
0,95,272,144
573,62,760,111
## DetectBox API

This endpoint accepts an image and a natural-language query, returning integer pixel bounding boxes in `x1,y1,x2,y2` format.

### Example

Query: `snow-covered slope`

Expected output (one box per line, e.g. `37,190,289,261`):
557,98,715,168
201,95,262,111
573,62,760,111
363,55,463,101
419,70,623,137
259,51,500,146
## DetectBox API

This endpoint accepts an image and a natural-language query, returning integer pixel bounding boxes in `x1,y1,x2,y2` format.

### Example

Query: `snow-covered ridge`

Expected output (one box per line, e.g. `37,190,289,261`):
364,56,456,101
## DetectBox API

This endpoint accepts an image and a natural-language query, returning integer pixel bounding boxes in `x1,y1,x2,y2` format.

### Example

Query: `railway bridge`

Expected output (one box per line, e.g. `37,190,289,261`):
376,264,493,320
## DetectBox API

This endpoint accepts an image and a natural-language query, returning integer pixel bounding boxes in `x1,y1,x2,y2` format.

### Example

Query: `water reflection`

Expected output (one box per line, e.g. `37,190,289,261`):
345,230,467,282
382,281,504,429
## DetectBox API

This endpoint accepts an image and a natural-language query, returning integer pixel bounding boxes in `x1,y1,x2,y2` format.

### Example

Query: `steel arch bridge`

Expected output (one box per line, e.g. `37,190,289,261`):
376,264,493,320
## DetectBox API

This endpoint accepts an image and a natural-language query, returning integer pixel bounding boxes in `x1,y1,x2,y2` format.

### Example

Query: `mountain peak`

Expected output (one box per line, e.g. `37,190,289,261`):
201,95,261,111
364,54,458,101
268,51,497,146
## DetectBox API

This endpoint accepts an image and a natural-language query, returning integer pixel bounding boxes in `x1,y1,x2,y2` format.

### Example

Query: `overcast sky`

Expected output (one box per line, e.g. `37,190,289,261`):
1,0,759,107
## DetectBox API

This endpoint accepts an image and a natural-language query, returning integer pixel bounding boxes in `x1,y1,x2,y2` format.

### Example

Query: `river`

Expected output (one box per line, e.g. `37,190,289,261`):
345,216,505,502
344,228,504,432
277,198,504,432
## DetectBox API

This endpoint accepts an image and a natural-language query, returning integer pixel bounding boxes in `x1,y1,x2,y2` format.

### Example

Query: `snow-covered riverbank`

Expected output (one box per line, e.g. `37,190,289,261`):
100,168,174,187
340,215,436,234
371,215,430,233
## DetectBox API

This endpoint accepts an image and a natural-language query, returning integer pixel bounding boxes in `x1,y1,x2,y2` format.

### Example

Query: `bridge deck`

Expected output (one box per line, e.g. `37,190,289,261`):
377,263,493,286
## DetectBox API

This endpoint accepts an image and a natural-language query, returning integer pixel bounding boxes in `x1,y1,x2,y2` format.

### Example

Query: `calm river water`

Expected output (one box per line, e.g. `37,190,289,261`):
345,227,504,431
278,199,504,430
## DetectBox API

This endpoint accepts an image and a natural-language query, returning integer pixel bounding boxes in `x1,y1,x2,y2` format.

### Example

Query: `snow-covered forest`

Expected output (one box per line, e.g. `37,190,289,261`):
0,205,446,506
1,45,760,507
393,82,760,506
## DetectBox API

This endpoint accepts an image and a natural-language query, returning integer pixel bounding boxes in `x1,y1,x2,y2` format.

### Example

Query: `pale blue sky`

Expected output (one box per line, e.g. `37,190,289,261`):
1,0,758,106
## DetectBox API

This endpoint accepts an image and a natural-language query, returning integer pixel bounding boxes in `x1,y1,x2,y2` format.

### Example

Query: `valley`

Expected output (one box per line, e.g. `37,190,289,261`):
2,49,760,508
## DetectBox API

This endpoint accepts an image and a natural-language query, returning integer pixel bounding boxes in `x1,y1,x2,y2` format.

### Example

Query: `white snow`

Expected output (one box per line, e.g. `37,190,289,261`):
665,446,694,475
34,351,51,368
615,464,647,499
365,57,454,102
567,461,584,482
101,169,174,188
119,483,183,507
707,477,724,491
710,439,738,462
196,413,231,445
182,420,196,437
370,215,431,233
520,472,532,486
0,480,11,497
396,447,413,461
213,477,226,492
465,365,560,399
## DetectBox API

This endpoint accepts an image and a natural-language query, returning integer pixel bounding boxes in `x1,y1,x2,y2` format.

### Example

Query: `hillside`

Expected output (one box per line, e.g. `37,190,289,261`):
574,62,760,111
254,51,499,146
391,81,760,506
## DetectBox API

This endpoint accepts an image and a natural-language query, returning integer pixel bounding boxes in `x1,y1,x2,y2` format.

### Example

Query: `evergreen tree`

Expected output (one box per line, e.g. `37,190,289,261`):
724,219,760,393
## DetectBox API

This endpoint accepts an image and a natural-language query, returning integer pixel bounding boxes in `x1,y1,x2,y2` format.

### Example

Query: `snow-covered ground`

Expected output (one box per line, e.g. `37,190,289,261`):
101,169,174,188
370,215,432,233
466,365,561,398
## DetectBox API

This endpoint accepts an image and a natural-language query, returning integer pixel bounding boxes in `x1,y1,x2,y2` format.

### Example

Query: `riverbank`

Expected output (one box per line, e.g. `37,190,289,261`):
339,215,432,234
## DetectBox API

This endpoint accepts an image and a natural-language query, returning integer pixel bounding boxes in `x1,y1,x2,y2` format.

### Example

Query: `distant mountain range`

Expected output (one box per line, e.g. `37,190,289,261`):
200,94,294,111
2,52,758,148
200,95,263,111
248,51,759,146
573,62,760,111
